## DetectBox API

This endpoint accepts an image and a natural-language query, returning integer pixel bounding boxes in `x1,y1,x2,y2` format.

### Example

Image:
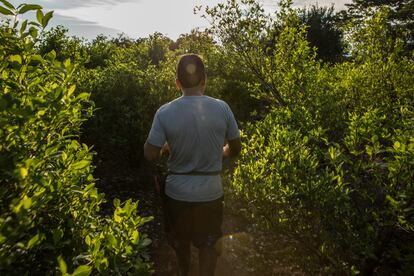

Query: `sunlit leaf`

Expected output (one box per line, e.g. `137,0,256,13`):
0,5,13,16
58,255,67,274
22,195,32,209
9,54,22,64
0,0,14,10
131,230,139,244
29,26,38,39
18,4,41,14
42,10,53,28
36,9,43,24
71,160,89,170
19,19,27,34
20,167,28,179
75,93,90,101
27,233,43,249
107,234,117,247
71,265,91,276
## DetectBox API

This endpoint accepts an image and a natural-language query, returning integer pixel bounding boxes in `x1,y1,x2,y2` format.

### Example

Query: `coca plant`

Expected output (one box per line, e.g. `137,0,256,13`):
0,2,152,275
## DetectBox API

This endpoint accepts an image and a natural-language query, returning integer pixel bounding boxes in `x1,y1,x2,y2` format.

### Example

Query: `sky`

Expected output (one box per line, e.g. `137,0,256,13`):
9,0,351,40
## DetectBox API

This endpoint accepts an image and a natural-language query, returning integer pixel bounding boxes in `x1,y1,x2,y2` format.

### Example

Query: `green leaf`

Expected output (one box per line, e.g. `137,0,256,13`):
71,160,89,170
20,167,28,179
68,84,76,97
131,230,139,244
58,255,67,274
29,26,38,39
9,54,22,64
22,195,32,209
0,234,6,245
85,235,91,246
114,210,122,223
141,238,152,247
83,183,95,192
113,198,120,208
0,0,14,10
28,21,41,27
20,19,27,34
71,265,91,276
46,50,56,61
42,10,53,28
27,233,43,249
394,141,401,150
0,6,13,16
107,234,118,247
18,4,42,14
36,9,44,24
75,93,90,101
30,54,43,63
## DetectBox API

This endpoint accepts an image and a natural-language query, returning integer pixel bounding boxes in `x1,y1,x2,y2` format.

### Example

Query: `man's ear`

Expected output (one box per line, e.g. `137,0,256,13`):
201,74,207,87
176,79,182,90
200,75,207,93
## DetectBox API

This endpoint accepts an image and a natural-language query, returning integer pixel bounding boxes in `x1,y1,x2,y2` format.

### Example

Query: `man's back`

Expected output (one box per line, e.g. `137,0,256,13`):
144,53,241,276
147,95,239,202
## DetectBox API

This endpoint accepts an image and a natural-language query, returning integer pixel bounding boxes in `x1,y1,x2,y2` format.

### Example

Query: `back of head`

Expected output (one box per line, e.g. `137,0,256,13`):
176,54,206,89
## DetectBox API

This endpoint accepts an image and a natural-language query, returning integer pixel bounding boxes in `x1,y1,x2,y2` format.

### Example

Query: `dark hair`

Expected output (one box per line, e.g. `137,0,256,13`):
176,54,206,89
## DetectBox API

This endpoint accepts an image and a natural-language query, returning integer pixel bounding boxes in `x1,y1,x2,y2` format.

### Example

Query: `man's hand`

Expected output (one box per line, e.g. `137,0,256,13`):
223,137,242,158
160,143,170,157
144,142,164,193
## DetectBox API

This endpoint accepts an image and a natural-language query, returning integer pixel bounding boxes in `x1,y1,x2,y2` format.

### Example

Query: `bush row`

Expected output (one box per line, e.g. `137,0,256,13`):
0,3,152,275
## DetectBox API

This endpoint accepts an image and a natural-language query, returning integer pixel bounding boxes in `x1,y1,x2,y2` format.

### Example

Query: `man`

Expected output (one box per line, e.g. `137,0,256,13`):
144,54,241,276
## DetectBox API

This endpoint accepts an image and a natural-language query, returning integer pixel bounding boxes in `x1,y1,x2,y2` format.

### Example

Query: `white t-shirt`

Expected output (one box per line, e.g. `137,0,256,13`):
146,95,240,202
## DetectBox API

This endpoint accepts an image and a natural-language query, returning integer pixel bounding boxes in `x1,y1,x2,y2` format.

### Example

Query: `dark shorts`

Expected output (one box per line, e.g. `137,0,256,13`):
164,195,224,248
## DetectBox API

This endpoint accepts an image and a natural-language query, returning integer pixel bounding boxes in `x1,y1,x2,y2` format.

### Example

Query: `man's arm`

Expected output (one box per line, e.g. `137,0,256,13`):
223,137,242,158
144,142,162,162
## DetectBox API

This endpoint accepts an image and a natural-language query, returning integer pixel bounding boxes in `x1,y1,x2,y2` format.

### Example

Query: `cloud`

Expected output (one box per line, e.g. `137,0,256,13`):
49,13,121,40
11,0,139,10
6,0,352,41
53,0,219,40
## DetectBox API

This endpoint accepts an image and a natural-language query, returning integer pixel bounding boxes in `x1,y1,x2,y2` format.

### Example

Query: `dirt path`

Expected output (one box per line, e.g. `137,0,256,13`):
93,157,306,275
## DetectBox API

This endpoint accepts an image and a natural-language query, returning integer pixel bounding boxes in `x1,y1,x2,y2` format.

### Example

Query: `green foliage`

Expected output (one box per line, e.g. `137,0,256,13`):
78,28,258,165
38,26,88,63
298,5,344,63
216,0,414,273
205,0,319,107
0,4,152,275
2,0,413,274
342,0,414,51
78,38,179,165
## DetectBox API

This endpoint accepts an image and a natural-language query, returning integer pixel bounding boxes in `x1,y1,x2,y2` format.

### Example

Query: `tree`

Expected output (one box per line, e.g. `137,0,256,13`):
204,0,318,108
298,5,344,63
0,2,153,274
344,0,414,50
38,25,88,62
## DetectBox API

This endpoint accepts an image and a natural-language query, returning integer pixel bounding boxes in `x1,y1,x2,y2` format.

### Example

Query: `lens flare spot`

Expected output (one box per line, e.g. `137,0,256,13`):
186,63,196,74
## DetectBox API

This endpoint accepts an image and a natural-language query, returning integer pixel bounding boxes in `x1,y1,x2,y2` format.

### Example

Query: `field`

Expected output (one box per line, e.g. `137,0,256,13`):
1,0,413,275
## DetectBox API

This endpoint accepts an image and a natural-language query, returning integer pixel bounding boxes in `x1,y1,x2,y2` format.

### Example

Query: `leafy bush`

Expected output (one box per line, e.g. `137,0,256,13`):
212,1,414,274
78,29,258,166
0,2,152,275
78,39,179,165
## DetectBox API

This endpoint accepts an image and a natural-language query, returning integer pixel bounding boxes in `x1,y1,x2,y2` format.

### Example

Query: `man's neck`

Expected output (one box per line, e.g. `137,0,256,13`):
182,86,204,96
